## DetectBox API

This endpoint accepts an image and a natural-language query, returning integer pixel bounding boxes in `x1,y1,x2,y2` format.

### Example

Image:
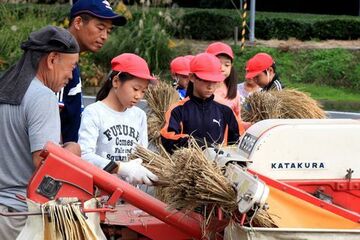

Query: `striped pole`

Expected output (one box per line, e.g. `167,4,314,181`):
241,0,248,51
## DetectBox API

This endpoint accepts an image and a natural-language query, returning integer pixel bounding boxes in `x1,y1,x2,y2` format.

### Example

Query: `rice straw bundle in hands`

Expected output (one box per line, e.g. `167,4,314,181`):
241,89,326,122
164,139,238,214
129,144,174,185
145,81,179,146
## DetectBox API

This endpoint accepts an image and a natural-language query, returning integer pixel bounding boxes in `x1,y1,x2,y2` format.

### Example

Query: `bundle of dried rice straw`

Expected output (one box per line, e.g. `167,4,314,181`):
241,89,326,122
131,139,237,213
145,81,179,146
130,144,174,186
165,139,237,214
131,140,277,230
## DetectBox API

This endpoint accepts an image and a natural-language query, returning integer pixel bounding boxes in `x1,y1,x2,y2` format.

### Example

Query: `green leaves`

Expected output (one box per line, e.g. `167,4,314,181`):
95,10,175,75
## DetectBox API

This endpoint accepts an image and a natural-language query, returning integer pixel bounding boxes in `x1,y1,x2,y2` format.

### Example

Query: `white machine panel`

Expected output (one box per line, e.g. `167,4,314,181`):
238,119,360,180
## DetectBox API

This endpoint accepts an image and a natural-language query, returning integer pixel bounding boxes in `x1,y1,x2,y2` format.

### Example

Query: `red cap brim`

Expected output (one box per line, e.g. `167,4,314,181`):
195,72,225,82
245,70,263,79
174,70,190,76
130,72,158,84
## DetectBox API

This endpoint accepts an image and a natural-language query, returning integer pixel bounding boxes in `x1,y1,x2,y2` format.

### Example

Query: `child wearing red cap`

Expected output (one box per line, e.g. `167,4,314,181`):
245,53,284,91
78,53,158,186
170,56,191,99
205,42,241,118
160,53,245,154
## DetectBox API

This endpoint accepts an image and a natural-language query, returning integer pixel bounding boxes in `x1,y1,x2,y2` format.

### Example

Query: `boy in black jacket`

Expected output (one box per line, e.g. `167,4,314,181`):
160,53,244,154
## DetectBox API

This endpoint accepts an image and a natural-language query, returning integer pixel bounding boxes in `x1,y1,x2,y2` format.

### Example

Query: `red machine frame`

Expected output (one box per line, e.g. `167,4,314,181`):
27,142,204,239
26,142,360,240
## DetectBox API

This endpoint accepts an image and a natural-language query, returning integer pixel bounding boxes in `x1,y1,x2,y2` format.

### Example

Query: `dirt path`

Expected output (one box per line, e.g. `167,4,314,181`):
181,39,360,53
256,39,360,50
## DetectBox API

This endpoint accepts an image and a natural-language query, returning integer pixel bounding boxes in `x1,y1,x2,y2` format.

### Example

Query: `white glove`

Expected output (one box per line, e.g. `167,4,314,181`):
118,158,158,185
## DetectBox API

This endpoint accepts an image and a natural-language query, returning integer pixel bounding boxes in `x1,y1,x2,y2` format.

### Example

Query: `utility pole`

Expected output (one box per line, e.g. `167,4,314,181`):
249,0,256,44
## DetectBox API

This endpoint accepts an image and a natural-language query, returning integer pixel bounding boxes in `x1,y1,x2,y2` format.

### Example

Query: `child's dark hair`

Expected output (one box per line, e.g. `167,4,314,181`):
224,66,238,99
218,53,238,100
186,81,193,97
185,74,201,97
263,63,277,74
96,71,135,101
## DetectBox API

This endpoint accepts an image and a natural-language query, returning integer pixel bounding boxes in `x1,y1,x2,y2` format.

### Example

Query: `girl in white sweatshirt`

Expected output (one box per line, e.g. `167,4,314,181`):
78,53,158,186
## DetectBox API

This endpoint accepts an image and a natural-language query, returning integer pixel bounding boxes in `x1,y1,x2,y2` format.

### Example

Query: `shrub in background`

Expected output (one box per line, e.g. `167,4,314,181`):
269,18,312,40
169,9,360,41
180,10,238,40
0,5,51,70
198,0,240,9
301,49,359,89
313,19,360,40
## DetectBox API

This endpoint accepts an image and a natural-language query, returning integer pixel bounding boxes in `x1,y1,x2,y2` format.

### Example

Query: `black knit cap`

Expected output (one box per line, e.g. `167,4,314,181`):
21,25,79,53
0,25,79,105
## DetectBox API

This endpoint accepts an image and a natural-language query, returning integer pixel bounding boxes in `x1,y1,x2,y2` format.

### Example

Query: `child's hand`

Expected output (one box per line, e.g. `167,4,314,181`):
118,158,158,185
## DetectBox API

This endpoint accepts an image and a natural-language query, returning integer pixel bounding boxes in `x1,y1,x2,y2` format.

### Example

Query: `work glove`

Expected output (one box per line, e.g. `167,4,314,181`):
118,158,158,186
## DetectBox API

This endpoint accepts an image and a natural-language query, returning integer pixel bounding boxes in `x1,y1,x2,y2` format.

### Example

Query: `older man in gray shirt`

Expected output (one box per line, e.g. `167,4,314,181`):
0,25,80,239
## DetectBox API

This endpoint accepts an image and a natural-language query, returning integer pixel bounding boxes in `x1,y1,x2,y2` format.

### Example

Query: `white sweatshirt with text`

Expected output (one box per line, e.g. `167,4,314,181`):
78,101,148,169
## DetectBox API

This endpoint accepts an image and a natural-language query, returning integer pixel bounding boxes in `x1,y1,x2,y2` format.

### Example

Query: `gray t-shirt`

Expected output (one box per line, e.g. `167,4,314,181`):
0,78,60,211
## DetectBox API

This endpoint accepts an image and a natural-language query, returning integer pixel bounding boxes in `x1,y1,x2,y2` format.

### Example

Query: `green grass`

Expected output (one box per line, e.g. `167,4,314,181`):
229,45,360,98
286,83,360,101
284,83,360,112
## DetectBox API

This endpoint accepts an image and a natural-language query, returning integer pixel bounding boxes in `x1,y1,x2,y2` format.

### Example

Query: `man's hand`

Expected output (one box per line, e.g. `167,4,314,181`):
32,150,43,168
63,142,81,156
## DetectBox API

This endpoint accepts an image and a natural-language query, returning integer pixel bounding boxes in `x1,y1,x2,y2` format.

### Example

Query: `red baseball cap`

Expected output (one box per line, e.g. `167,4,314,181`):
190,53,225,82
170,56,190,76
184,55,195,62
111,53,157,82
205,42,234,60
245,53,274,79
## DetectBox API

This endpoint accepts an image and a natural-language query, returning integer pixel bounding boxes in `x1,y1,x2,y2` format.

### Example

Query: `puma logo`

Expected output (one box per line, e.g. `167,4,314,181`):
213,119,221,127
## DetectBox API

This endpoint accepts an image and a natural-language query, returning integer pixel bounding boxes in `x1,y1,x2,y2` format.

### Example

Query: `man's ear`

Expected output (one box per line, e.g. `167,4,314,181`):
72,16,83,30
46,52,59,70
